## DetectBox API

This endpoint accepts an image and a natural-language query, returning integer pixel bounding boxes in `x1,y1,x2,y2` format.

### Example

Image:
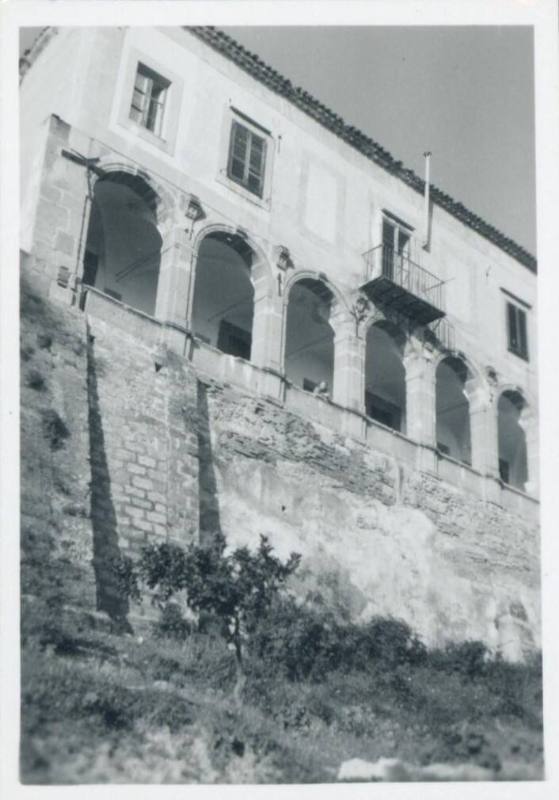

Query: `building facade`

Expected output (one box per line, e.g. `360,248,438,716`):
20,27,540,658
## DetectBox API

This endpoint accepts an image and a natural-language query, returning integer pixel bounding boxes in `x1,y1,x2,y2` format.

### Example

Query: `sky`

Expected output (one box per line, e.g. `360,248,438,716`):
223,26,536,255
20,25,536,254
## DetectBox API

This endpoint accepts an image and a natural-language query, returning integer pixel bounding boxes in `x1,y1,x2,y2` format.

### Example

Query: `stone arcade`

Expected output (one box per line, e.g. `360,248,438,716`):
20,27,539,658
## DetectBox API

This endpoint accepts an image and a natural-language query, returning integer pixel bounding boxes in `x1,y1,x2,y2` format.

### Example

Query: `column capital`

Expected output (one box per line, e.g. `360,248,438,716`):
403,345,437,381
464,376,492,411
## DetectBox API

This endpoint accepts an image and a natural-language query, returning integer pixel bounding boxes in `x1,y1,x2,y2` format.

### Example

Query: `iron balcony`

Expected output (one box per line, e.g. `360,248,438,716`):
360,245,445,324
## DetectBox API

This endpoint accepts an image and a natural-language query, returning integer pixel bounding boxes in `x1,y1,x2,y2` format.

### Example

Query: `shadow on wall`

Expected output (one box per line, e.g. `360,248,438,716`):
86,324,130,627
196,379,222,544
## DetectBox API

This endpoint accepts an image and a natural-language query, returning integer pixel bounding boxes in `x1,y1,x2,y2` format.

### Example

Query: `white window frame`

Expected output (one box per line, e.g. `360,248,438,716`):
227,119,267,197
378,210,415,280
115,48,183,156
381,211,414,257
130,63,170,138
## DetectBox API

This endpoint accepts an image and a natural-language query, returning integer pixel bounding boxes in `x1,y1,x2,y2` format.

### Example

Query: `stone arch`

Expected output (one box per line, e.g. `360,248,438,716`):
191,222,274,300
283,273,343,395
189,225,272,361
497,388,530,490
91,159,176,229
432,348,486,389
435,354,474,464
364,319,408,432
82,167,171,316
282,270,348,315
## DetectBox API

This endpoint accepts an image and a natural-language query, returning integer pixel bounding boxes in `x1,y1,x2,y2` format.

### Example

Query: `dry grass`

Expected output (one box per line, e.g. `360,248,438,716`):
20,596,544,784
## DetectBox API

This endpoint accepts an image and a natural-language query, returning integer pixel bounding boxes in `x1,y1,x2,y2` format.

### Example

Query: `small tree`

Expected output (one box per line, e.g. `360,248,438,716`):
118,533,301,670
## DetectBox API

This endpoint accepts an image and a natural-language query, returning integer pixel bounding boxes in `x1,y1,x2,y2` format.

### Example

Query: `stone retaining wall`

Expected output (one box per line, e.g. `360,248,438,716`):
20,267,540,657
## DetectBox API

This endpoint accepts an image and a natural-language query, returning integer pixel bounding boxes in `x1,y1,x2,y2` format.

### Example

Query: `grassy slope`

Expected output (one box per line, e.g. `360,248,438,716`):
20,597,544,784
19,282,544,784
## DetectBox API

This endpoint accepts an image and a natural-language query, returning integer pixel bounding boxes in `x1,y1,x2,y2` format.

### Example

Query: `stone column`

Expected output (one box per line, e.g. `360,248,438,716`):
403,349,436,445
154,226,193,353
465,380,499,479
403,349,437,472
332,318,366,439
251,286,285,401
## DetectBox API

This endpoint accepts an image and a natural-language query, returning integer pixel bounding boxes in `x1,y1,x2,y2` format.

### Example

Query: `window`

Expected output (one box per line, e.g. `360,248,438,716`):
118,50,182,154
507,301,529,360
130,64,170,137
381,214,412,280
217,319,252,361
227,120,267,197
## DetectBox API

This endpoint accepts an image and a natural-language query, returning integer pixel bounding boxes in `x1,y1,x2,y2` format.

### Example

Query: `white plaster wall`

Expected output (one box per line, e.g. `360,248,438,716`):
22,25,538,407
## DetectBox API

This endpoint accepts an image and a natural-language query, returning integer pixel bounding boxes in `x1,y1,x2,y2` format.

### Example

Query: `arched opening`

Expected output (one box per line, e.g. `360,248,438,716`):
364,322,406,432
191,231,255,360
284,278,335,395
82,172,162,315
436,356,472,464
498,391,528,490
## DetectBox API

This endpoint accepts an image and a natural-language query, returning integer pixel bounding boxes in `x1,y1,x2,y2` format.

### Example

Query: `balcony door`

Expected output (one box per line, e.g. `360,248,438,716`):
382,216,411,282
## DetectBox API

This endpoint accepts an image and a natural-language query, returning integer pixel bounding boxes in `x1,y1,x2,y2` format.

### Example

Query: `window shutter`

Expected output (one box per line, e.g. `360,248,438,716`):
229,122,249,182
247,134,265,194
518,308,528,358
507,303,518,351
382,220,395,278
130,64,170,135
227,120,267,197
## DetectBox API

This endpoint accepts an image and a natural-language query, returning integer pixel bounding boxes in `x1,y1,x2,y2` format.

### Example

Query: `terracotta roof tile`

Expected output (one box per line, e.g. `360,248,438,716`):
23,25,536,272
190,26,536,272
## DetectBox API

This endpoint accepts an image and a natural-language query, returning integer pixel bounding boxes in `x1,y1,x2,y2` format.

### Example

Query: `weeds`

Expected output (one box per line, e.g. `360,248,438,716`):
41,409,70,450
25,368,47,391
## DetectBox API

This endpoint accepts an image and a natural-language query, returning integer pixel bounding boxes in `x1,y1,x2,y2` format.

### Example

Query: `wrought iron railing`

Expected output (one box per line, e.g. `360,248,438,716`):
427,315,456,351
362,245,445,313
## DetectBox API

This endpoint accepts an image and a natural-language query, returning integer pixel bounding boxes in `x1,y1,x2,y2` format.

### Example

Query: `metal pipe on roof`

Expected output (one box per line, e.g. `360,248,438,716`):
423,151,432,250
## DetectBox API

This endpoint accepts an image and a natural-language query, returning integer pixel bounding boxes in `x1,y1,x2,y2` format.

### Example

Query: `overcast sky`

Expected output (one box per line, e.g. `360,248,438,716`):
20,25,536,254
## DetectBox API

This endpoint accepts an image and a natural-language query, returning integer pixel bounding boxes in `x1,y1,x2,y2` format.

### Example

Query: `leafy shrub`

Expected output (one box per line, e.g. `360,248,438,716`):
435,640,491,678
249,600,427,682
248,598,332,681
118,534,300,668
154,603,192,641
359,617,427,667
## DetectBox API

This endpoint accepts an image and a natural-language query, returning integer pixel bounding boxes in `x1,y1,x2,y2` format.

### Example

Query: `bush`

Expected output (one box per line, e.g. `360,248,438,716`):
154,603,192,641
118,534,301,669
434,640,491,678
248,598,337,681
359,617,427,667
248,601,427,682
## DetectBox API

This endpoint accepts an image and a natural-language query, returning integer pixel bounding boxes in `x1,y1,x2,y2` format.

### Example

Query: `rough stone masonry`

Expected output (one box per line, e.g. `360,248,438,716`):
20,266,540,658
